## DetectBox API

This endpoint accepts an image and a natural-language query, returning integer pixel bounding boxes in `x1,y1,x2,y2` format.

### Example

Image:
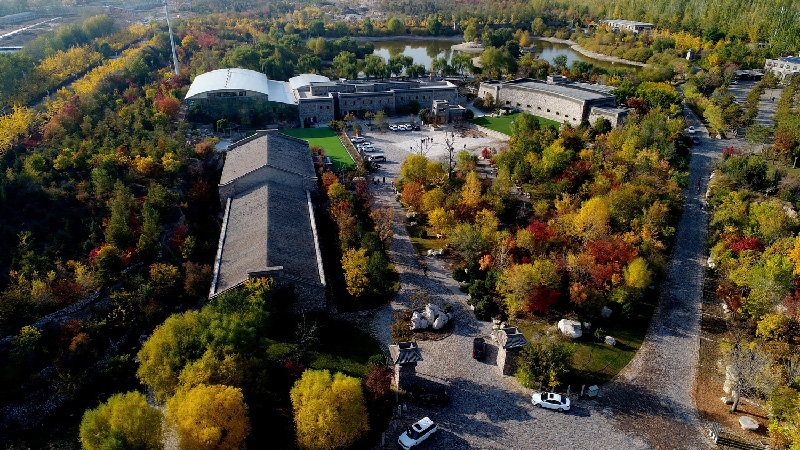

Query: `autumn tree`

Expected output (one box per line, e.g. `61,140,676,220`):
166,384,250,450
342,248,369,297
105,182,134,249
80,391,163,450
461,171,483,214
290,369,369,450
498,260,561,317
428,208,456,234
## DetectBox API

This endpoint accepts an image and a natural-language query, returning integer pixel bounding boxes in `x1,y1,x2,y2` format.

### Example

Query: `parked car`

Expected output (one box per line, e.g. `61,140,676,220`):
398,417,438,449
366,153,386,162
688,126,696,134
408,386,450,406
412,124,421,131
531,392,570,411
389,124,399,131
361,146,377,152
472,337,486,360
356,142,373,149
402,124,412,131
351,136,366,143
692,136,701,145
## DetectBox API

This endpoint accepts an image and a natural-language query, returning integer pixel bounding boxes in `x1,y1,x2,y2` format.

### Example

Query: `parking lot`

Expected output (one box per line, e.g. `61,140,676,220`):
349,122,506,181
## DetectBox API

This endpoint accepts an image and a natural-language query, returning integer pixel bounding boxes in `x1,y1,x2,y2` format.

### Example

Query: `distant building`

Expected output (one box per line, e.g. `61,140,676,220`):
210,130,326,313
478,76,628,127
293,77,459,127
0,11,37,24
602,19,655,33
185,69,459,127
184,68,299,126
764,56,800,81
431,99,466,123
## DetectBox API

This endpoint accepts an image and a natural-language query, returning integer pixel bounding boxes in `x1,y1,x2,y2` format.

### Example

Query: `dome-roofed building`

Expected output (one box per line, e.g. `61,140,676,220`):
184,68,298,127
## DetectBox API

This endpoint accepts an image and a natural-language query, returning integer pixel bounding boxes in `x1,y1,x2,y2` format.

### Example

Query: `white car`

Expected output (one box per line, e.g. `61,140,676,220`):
398,417,437,449
366,153,386,162
389,124,399,131
361,146,377,152
688,126,696,134
351,136,366,144
356,142,372,149
531,392,570,411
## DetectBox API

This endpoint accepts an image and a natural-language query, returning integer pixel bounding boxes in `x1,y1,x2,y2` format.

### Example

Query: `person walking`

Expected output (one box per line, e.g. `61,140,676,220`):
696,180,702,193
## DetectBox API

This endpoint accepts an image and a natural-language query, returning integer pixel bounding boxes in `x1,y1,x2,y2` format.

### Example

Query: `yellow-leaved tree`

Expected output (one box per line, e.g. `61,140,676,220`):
573,196,610,241
461,171,483,213
290,369,369,450
428,207,456,234
341,248,369,297
498,260,561,317
623,257,652,290
165,384,250,450
80,391,163,450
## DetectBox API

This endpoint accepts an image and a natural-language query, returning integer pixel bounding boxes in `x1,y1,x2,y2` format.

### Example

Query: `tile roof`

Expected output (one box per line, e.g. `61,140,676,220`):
389,341,423,365
220,131,317,185
497,327,530,349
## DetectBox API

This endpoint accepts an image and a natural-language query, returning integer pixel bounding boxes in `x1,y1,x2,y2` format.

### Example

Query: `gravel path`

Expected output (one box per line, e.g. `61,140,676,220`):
342,119,722,449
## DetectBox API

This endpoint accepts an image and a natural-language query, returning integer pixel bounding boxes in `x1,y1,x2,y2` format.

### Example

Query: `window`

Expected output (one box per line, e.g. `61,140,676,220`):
547,109,550,112
556,111,559,115
527,105,531,108
327,106,330,109
516,103,521,107
506,101,510,105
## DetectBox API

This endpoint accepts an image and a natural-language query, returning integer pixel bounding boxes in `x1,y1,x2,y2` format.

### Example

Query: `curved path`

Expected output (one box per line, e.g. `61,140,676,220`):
340,121,719,449
599,107,722,448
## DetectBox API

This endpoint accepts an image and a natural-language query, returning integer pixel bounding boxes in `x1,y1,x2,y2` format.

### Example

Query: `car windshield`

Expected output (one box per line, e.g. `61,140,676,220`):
406,427,420,439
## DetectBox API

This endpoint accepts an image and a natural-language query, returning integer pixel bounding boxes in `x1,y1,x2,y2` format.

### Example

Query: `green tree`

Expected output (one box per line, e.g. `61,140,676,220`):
105,182,134,249
361,18,374,35
498,260,561,317
298,55,322,74
333,51,358,80
308,20,325,37
166,384,250,450
426,15,442,36
80,391,163,450
463,23,478,42
373,110,388,131
291,369,369,450
516,334,575,389
387,18,405,36
363,54,387,79
137,205,159,259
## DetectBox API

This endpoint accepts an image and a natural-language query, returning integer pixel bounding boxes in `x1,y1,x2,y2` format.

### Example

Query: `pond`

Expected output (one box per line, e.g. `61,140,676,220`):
371,38,638,72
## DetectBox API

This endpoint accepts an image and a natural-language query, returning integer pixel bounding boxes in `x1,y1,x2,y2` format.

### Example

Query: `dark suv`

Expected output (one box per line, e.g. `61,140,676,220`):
408,386,450,406
473,337,486,360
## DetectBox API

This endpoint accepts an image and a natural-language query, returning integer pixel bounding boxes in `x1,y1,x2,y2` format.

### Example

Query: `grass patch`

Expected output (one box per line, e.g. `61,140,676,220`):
511,296,655,386
407,224,444,256
310,319,383,378
469,113,559,136
281,127,354,171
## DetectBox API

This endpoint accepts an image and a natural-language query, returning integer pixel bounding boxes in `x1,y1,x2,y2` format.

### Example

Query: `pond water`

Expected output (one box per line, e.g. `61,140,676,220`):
372,38,638,72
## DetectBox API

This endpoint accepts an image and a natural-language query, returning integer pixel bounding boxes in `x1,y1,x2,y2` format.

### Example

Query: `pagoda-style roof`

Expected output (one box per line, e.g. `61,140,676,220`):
497,327,529,349
388,341,423,365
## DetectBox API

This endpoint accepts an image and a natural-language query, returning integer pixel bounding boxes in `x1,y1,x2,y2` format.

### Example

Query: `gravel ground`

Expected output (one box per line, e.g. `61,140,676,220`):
338,118,719,449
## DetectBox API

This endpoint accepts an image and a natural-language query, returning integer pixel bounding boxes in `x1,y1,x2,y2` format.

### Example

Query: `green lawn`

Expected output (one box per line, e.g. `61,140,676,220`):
281,127,355,171
407,224,445,256
469,113,559,136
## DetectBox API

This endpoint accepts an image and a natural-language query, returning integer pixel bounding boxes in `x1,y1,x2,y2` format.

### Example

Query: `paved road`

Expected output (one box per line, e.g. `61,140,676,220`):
342,120,720,449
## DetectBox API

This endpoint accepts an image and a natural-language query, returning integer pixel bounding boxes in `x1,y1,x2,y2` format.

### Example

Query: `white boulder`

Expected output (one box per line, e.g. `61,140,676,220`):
423,304,440,322
601,306,612,318
410,317,429,330
739,416,759,431
432,314,450,330
604,336,616,346
558,319,583,339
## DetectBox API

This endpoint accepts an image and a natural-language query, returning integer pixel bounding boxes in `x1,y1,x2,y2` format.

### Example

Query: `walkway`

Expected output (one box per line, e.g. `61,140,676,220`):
599,106,721,448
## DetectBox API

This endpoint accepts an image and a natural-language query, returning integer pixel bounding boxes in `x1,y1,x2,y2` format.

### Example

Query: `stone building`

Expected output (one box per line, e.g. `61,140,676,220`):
478,77,628,127
185,69,460,127
389,341,423,390
601,19,655,33
293,78,459,125
495,327,529,376
764,56,800,82
210,130,327,313
432,100,467,123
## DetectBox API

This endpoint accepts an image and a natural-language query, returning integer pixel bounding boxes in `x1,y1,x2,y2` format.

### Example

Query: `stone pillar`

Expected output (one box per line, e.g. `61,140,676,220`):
502,348,520,376
496,347,508,376
394,362,417,390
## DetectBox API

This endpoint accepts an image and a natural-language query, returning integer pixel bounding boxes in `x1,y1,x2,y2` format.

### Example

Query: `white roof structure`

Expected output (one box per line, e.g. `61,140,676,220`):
185,68,296,105
289,74,331,91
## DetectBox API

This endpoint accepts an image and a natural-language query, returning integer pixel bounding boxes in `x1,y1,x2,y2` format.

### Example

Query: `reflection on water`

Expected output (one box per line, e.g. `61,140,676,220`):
372,40,457,68
372,38,637,72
